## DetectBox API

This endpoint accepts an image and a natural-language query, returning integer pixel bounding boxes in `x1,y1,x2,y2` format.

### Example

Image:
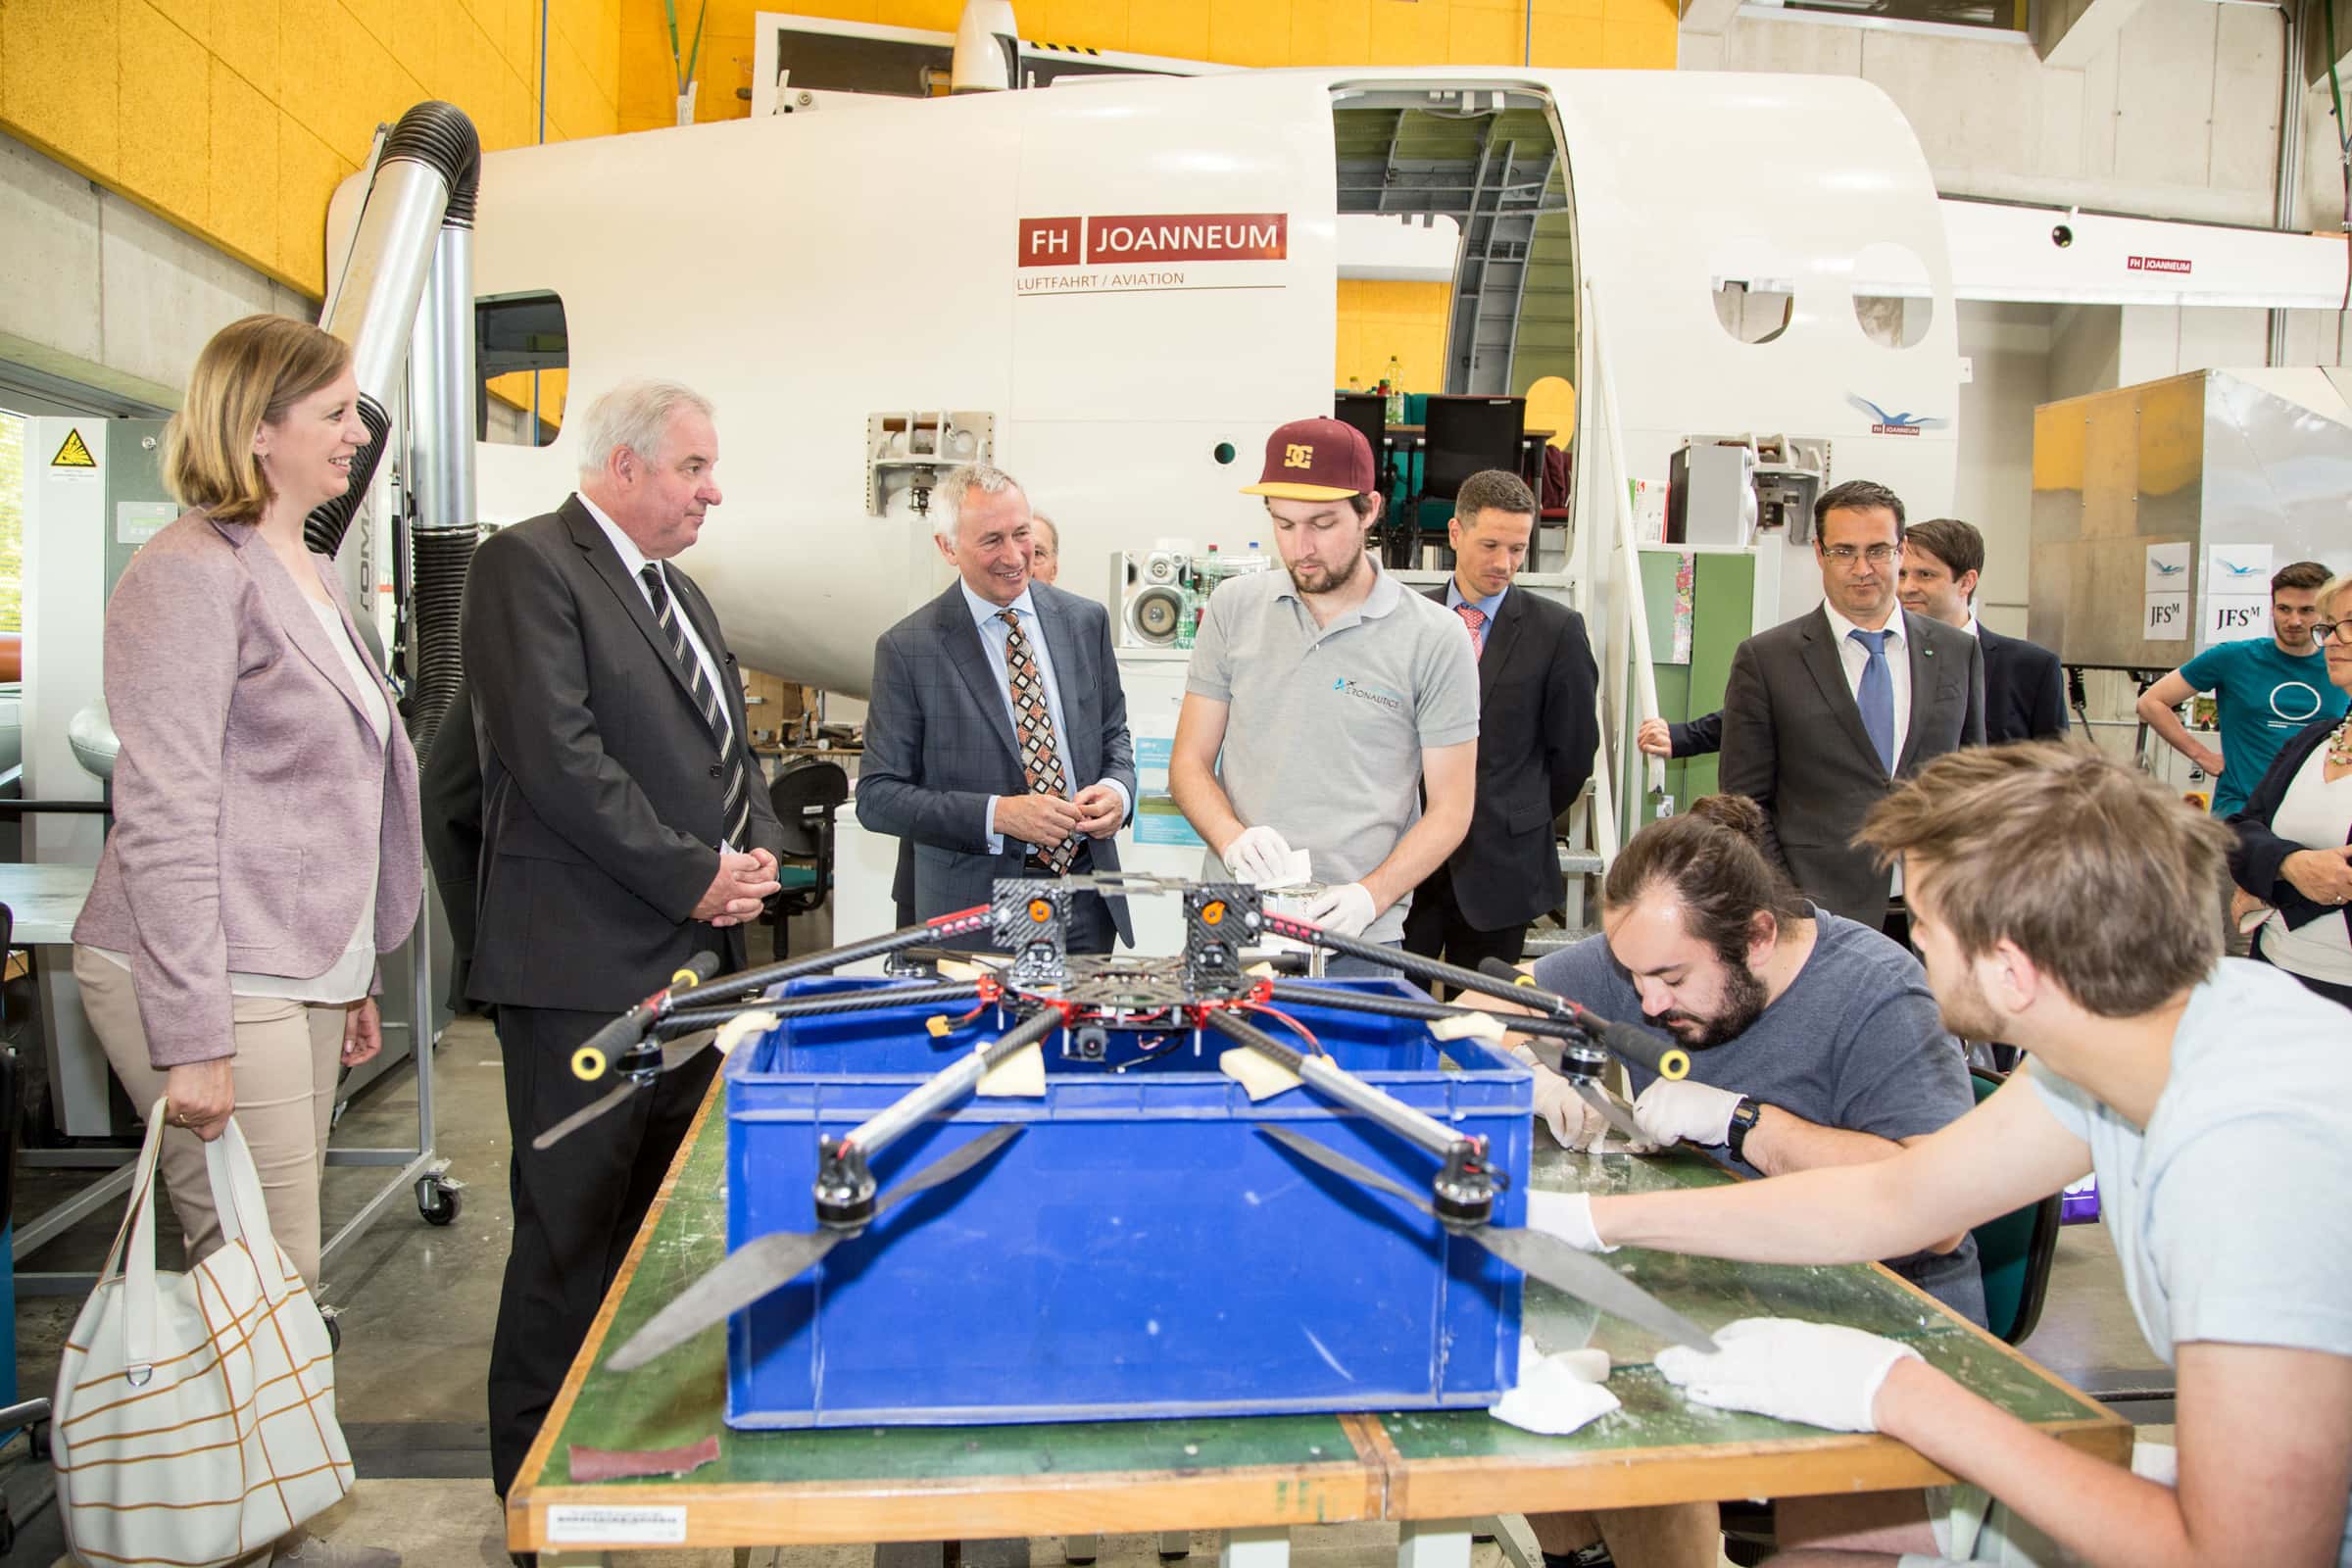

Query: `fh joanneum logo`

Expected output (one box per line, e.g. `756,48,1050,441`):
1018,214,1289,269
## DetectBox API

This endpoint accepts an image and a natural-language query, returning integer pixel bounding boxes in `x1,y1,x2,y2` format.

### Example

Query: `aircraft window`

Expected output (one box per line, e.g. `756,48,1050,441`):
1710,236,1794,346
1852,242,1933,350
475,290,568,447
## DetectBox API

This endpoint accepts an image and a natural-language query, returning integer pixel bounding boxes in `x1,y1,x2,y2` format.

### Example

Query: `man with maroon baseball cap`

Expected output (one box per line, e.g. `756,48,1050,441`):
1167,417,1481,967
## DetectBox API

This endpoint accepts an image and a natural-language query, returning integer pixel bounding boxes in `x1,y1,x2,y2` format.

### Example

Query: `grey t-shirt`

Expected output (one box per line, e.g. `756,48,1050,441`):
1187,562,1480,943
2031,957,2352,1567
1533,907,1985,1324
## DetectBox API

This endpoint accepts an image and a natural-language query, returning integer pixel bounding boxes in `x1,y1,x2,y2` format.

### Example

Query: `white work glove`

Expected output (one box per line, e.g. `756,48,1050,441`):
1302,881,1378,938
1524,1190,1614,1253
1654,1317,1922,1434
1528,1063,1602,1151
1222,824,1297,886
1632,1077,1743,1149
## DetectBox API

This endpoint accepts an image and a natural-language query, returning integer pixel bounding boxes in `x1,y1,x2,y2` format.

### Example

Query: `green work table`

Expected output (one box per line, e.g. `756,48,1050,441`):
509,1083,2127,1559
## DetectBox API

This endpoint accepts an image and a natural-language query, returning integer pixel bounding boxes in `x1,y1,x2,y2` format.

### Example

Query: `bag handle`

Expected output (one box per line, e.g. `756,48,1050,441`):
100,1101,174,1382
203,1117,300,1298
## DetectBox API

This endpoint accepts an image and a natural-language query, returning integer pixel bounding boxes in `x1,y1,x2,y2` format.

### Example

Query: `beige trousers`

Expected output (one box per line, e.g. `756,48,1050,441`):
73,947,347,1294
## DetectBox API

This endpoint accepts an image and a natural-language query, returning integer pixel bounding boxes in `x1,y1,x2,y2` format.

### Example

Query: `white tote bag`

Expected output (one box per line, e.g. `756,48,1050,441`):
52,1101,353,1567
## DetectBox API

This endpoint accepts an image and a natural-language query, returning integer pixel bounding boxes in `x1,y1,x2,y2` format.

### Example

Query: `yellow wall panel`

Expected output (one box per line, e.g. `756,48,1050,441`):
1367,0,1447,64
274,0,350,156
789,0,882,21
1596,13,1674,65
120,1,213,226
347,0,403,54
1038,0,1123,49
146,0,212,46
4,0,122,180
213,0,281,96
1447,5,1521,63
1531,15,1603,64
209,57,281,270
1291,0,1373,63
1209,0,1294,67
502,0,543,78
879,0,966,27
276,118,346,291
620,24,674,118
1126,0,1210,60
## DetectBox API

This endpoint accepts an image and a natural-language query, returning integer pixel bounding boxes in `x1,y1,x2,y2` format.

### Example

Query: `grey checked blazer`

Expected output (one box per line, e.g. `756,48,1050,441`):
858,581,1137,944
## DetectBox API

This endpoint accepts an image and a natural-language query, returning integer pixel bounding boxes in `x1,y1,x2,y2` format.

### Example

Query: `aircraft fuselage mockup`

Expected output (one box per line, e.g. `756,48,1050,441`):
347,66,1959,694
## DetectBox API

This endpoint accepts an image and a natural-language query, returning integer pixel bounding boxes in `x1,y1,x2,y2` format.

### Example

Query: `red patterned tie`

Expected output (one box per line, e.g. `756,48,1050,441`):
999,611,1078,873
1455,602,1488,660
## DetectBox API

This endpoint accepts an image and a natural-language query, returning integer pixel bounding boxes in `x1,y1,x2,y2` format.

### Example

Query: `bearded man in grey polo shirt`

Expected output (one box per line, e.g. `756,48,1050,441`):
1168,417,1481,972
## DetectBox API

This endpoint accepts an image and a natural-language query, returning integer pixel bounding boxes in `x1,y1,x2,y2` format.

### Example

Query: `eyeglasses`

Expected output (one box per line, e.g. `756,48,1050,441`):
2317,619,2346,644
1821,544,1898,565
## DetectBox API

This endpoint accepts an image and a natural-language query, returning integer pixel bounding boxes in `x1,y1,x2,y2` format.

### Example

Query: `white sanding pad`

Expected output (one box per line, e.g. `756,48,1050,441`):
1219,1048,1303,1101
713,1010,778,1059
976,1040,1046,1098
1430,1010,1507,1043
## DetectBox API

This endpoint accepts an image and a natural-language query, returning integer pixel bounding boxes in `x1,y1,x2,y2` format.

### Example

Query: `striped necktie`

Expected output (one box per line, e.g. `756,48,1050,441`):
999,610,1079,874
641,564,753,848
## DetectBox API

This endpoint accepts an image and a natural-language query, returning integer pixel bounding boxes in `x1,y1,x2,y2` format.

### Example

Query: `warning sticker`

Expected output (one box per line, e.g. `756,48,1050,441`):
544,1504,688,1544
51,428,96,468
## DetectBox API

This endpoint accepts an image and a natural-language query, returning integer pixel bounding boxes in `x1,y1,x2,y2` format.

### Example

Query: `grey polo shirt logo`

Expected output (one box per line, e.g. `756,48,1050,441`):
1333,676,1406,714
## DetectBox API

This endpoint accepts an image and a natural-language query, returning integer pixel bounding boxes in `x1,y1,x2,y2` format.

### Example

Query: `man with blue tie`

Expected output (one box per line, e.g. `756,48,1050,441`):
858,462,1136,953
1717,479,1984,934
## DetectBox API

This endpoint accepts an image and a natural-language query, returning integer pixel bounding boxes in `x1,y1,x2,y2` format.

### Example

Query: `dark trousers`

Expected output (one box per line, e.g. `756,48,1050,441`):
487,1003,718,1496
1400,868,1529,991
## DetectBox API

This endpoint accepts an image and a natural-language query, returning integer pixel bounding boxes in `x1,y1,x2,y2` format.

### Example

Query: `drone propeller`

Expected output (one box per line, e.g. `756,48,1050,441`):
606,1123,1024,1371
1255,1123,1717,1352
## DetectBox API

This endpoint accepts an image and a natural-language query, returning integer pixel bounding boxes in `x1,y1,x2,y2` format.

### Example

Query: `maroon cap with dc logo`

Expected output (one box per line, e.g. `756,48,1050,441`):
1242,417,1378,502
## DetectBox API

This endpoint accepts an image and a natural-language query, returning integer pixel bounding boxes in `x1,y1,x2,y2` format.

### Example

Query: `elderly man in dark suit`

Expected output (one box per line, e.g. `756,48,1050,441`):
1402,469,1598,972
1897,516,2067,744
858,463,1136,953
1718,479,1984,932
463,378,787,1499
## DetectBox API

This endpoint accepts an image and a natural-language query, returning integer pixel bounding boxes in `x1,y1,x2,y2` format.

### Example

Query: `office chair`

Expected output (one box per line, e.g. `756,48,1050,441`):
1407,395,1525,567
766,758,851,927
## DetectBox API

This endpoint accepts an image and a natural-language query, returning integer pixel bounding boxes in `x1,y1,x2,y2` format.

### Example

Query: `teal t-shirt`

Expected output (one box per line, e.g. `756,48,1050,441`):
2177,636,2346,816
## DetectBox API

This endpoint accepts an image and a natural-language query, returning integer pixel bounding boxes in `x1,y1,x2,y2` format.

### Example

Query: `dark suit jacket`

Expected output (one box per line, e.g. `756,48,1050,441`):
461,498,786,1009
2227,713,2352,947
858,581,1138,944
1978,625,2068,744
1670,710,1724,759
1718,606,1985,925
1417,585,1599,930
417,676,484,1007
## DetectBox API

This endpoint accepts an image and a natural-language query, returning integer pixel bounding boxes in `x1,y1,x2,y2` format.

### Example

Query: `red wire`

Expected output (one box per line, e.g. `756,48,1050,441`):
1246,1003,1327,1058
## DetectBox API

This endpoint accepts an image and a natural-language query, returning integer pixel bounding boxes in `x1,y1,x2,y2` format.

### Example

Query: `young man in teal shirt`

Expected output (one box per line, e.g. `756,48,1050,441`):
2135,559,2344,816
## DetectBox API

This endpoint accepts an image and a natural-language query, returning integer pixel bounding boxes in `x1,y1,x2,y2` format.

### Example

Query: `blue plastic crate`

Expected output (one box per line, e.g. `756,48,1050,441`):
721,975,1534,1428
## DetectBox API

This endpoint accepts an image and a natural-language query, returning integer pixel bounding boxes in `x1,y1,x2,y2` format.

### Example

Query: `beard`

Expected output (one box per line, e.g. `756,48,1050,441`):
1656,960,1771,1049
1286,529,1368,596
1936,963,2002,1040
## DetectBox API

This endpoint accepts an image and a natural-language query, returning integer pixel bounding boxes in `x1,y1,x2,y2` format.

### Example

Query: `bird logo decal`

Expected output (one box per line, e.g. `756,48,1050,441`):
2212,557,2264,580
1847,394,1949,436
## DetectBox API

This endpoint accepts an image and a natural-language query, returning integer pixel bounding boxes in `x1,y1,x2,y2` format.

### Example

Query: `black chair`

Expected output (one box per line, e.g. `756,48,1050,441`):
1333,390,1390,495
1408,395,1524,564
765,758,851,923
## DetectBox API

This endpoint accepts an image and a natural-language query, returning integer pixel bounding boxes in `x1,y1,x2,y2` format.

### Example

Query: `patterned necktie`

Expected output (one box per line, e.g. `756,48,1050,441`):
642,564,753,848
1455,602,1488,660
1849,626,1897,775
998,610,1078,874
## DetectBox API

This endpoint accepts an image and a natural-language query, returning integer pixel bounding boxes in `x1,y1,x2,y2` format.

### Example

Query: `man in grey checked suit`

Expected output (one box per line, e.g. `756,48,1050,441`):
858,463,1136,952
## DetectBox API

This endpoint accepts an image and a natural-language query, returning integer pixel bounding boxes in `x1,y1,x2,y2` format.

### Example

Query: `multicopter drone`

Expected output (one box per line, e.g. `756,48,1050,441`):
533,874,1718,1373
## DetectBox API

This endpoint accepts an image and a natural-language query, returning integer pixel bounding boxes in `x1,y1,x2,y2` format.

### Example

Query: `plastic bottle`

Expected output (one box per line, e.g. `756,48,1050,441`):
1384,356,1404,424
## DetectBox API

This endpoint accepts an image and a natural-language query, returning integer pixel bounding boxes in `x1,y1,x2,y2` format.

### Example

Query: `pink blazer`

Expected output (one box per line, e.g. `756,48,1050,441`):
74,511,424,1066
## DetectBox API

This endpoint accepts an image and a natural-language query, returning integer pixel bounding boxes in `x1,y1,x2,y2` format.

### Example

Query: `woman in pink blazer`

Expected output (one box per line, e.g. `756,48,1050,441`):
72,315,424,1346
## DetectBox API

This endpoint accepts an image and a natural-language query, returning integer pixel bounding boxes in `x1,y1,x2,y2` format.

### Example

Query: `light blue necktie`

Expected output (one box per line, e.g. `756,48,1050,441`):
1849,627,1897,774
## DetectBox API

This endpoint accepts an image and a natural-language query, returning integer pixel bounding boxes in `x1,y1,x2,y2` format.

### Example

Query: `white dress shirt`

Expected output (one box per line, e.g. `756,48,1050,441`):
960,580,1130,853
1820,599,1912,772
578,492,729,732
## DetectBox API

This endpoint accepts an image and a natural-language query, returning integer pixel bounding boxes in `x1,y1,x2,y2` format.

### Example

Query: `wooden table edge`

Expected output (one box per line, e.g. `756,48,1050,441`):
510,1068,727,1545
508,1458,1385,1549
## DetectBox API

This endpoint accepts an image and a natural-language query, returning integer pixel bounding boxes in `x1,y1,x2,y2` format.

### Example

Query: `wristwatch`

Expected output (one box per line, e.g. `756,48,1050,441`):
1725,1097,1762,1161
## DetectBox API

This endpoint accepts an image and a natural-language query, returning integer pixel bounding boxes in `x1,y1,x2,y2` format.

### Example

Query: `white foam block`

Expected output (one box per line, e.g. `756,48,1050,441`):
1219,1048,1303,1101
1430,1010,1507,1042
976,1040,1046,1098
712,1010,778,1059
